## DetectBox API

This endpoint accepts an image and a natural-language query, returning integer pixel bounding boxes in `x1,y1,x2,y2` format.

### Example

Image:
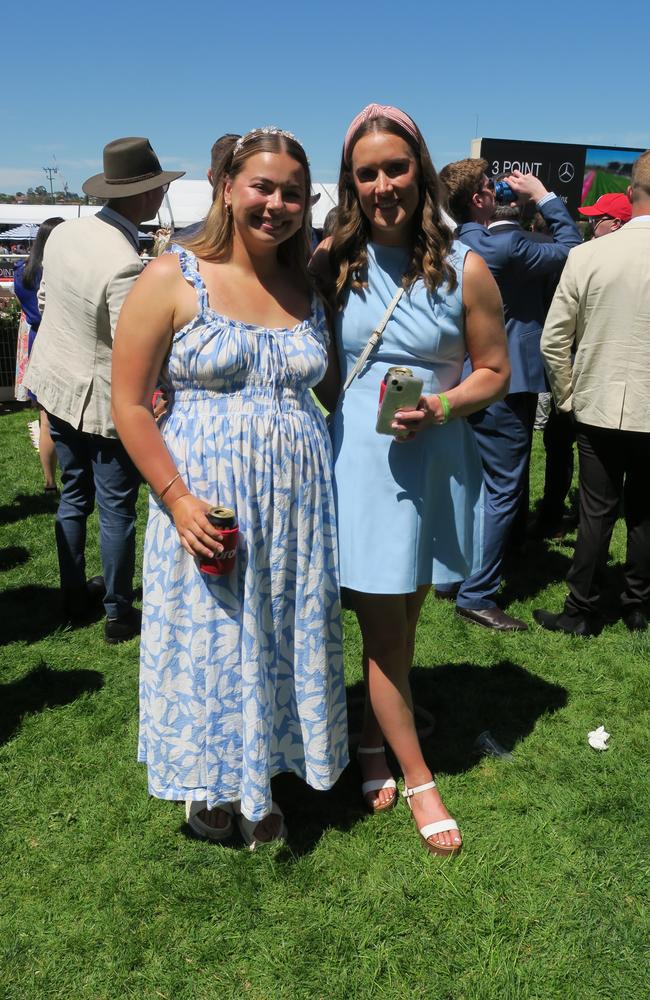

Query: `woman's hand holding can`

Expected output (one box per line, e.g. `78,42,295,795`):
198,507,238,576
169,494,225,559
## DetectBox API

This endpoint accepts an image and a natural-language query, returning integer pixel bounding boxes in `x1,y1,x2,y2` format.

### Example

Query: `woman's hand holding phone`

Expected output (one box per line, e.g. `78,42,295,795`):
392,394,449,439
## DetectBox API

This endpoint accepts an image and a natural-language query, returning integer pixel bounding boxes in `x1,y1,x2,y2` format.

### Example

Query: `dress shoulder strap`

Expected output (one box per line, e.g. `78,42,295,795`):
342,285,404,393
168,243,209,313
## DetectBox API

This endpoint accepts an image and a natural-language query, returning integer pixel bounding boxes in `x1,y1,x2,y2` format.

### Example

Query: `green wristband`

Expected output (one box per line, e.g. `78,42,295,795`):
437,393,451,424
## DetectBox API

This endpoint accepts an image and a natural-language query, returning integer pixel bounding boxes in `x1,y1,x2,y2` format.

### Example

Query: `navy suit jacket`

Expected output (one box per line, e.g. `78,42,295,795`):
457,197,581,393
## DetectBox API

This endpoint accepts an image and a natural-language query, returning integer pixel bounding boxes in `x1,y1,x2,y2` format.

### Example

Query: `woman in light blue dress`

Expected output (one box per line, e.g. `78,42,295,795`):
112,129,348,849
314,105,509,856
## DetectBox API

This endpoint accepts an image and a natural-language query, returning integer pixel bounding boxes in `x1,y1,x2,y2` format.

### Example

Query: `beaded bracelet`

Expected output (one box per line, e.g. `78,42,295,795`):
437,393,451,425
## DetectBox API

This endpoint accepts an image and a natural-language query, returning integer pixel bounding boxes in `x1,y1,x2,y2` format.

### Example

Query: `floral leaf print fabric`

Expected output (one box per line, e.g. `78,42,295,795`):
138,247,348,822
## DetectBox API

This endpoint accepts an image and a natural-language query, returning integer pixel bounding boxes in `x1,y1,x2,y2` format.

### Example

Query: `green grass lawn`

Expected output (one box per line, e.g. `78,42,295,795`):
1,404,648,1000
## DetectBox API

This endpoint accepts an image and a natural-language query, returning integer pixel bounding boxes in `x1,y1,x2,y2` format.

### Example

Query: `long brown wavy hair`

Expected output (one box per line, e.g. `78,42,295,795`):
328,116,457,307
180,131,313,292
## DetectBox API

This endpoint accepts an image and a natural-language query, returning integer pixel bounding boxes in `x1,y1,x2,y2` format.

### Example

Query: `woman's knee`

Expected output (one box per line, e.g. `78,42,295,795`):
361,620,410,664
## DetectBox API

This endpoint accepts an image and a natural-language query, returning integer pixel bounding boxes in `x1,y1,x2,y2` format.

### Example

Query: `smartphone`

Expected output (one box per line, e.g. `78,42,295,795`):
376,367,424,437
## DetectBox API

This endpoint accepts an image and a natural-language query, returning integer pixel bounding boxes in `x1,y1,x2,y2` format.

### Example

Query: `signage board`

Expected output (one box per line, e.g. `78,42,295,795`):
470,138,646,217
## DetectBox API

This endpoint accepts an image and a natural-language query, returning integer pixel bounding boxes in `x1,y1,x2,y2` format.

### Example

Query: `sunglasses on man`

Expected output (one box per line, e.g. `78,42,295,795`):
590,215,614,232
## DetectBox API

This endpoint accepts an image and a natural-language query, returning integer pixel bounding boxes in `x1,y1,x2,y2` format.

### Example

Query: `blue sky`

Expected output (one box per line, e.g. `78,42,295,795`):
3,0,649,195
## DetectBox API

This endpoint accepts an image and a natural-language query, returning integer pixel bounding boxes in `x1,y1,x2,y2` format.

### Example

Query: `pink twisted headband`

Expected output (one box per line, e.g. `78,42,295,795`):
343,104,420,164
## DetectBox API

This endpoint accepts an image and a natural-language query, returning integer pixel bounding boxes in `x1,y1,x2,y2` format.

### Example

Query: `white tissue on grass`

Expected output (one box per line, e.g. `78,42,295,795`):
588,725,610,751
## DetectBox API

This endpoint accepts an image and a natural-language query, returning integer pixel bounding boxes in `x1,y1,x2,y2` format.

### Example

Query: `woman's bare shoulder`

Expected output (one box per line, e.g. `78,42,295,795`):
141,251,184,280
129,251,188,301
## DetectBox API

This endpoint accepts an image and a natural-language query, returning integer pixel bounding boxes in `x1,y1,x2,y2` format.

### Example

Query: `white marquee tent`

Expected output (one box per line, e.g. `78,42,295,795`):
158,180,338,229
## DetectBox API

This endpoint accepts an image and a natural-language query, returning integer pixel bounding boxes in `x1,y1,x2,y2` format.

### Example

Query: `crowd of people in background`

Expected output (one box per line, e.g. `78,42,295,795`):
8,110,649,855
0,242,29,256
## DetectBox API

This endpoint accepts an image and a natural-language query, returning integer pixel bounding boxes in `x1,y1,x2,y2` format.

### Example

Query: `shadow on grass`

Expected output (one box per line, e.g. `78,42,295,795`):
0,582,140,645
0,584,102,645
0,401,29,417
0,545,29,571
500,542,574,605
246,661,567,859
503,537,632,621
409,661,567,776
0,660,104,745
0,491,59,525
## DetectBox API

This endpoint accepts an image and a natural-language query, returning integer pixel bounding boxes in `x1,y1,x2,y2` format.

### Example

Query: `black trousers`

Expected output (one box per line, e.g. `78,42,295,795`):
540,405,576,524
565,423,650,617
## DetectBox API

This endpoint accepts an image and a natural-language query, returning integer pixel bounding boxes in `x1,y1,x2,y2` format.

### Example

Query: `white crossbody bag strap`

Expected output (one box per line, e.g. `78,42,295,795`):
341,286,404,393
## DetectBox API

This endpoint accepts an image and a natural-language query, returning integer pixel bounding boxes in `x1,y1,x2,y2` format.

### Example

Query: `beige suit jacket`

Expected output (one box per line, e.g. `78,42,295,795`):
24,213,142,437
541,220,650,433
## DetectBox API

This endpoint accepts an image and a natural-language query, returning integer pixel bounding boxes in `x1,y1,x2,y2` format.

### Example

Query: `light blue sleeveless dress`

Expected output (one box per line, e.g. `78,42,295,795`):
138,247,349,822
331,241,484,594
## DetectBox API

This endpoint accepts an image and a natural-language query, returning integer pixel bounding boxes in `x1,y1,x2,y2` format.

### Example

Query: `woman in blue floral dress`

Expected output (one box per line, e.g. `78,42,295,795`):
112,129,348,848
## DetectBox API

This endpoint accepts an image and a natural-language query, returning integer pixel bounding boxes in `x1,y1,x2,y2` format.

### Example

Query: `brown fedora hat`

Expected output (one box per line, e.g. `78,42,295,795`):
82,136,185,198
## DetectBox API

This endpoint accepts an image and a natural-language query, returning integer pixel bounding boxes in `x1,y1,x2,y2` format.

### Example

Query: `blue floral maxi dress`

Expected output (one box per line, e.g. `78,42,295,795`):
138,247,349,823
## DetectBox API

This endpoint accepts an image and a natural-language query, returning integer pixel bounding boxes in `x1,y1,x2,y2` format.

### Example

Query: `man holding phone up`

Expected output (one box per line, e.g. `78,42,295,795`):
438,160,581,630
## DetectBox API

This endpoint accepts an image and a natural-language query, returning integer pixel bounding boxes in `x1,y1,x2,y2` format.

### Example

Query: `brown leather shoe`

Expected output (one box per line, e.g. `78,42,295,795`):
456,606,528,631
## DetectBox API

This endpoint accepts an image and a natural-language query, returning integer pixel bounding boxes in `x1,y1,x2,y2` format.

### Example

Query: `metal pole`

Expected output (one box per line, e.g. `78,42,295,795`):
43,166,58,204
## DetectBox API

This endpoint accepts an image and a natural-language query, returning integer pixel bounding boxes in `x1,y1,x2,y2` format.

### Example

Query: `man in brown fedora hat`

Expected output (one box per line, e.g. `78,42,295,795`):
25,137,184,643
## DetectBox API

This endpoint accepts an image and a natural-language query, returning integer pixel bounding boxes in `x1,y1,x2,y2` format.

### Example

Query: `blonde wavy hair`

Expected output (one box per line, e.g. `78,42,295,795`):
327,116,457,307
179,131,313,291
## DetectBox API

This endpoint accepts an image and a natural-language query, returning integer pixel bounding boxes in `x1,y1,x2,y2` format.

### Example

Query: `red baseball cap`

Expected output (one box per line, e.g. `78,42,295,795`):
578,193,632,222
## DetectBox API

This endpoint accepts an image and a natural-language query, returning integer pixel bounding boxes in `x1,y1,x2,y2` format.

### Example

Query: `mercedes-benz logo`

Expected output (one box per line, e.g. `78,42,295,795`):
558,162,575,183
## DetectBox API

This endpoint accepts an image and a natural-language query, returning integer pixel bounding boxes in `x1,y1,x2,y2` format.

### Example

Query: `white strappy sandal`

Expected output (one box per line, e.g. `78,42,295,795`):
357,745,398,813
402,780,462,857
235,801,287,851
185,800,235,842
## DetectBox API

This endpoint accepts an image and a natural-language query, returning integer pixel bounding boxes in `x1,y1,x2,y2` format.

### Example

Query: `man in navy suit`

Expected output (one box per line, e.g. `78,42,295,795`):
438,160,581,630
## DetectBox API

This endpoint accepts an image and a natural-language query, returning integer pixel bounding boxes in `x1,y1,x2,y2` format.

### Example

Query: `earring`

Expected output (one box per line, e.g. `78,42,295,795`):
225,202,232,215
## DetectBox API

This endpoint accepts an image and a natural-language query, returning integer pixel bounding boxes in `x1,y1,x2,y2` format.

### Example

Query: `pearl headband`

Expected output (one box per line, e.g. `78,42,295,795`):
343,104,420,164
233,127,307,161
